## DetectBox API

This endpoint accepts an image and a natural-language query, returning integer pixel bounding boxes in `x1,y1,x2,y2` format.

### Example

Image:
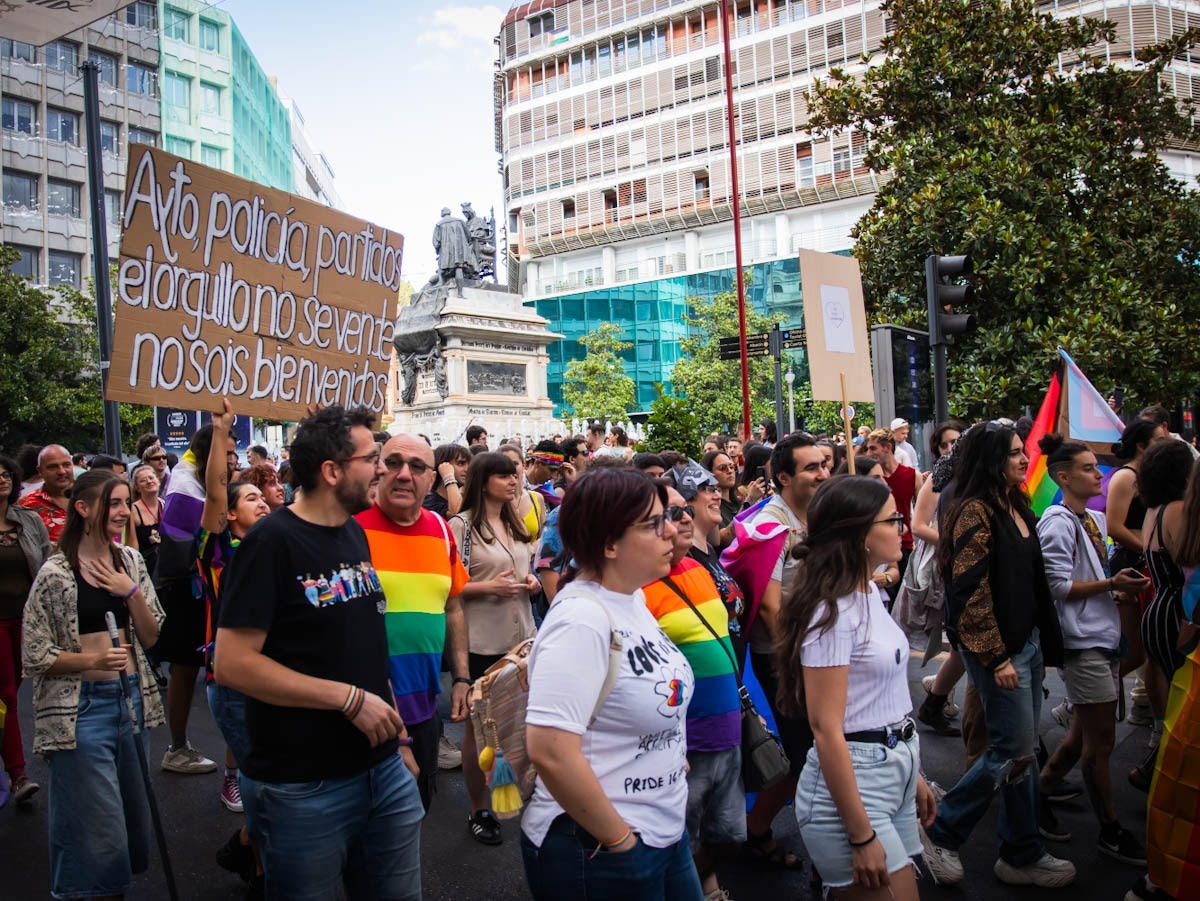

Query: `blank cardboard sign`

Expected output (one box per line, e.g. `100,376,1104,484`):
798,249,873,403
107,146,404,421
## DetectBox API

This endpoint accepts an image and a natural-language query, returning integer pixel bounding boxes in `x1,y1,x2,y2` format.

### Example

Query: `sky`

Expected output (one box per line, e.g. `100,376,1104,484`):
217,1,508,285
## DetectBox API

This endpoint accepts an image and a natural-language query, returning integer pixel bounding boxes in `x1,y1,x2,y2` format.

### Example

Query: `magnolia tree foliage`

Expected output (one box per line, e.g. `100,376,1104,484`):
560,321,637,426
811,0,1200,418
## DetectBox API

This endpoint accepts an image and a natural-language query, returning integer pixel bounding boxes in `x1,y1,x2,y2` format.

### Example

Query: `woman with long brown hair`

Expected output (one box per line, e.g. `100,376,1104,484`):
450,451,538,845
775,475,935,899
22,469,165,899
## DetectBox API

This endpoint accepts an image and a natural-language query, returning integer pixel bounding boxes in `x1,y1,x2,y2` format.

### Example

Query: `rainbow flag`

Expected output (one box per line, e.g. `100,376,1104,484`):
1024,348,1127,515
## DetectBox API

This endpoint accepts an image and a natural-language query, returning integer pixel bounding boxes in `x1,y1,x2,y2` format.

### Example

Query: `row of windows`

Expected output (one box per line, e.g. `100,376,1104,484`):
2,98,159,149
6,246,84,289
162,136,224,168
162,5,224,53
162,71,224,114
2,171,125,226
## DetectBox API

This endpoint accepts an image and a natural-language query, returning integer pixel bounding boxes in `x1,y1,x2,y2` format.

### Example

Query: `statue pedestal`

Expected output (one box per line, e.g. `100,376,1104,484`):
388,283,563,445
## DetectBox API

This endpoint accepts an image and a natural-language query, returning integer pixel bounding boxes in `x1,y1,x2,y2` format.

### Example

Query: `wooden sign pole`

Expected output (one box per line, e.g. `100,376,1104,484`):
841,371,855,474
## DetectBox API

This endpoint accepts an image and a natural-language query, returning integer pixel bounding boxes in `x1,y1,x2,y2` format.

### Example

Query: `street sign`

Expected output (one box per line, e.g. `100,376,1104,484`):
781,329,807,350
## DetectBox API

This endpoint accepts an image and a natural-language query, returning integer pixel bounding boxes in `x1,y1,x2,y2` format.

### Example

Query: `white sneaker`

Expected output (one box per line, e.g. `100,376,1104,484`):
438,734,462,770
994,853,1076,887
161,743,218,774
1051,702,1073,729
921,675,960,717
918,824,963,885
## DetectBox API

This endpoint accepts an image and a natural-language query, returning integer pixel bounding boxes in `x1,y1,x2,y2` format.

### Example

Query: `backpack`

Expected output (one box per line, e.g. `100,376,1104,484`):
469,588,623,819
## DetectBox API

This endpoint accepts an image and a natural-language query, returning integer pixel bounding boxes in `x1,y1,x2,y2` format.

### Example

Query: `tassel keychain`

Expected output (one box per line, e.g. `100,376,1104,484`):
488,748,522,817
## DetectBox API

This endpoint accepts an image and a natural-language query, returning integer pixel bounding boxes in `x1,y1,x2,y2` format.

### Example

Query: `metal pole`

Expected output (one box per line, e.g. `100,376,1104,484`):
718,0,752,440
786,368,795,434
925,254,950,423
82,60,122,457
771,327,785,438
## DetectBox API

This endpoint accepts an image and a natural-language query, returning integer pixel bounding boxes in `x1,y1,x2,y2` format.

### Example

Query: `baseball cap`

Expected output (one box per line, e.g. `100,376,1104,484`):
889,418,909,431
668,460,719,501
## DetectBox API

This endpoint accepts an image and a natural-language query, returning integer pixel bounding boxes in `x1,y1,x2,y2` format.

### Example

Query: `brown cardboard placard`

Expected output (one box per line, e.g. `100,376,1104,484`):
107,146,404,421
798,249,874,403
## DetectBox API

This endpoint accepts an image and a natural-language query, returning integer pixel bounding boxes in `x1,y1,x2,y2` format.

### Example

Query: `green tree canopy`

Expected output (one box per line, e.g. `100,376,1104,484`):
671,286,787,435
811,0,1200,417
640,384,701,458
560,322,636,426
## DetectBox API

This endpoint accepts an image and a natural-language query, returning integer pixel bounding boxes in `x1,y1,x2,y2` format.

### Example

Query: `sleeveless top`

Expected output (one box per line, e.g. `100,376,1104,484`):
132,498,163,578
1116,465,1147,530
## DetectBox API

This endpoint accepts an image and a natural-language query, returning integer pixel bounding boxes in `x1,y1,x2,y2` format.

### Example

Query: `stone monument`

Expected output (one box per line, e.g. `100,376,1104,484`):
389,204,561,444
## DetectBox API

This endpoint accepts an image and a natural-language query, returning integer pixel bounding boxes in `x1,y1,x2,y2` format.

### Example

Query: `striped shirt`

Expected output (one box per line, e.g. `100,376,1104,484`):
355,505,469,726
643,557,740,753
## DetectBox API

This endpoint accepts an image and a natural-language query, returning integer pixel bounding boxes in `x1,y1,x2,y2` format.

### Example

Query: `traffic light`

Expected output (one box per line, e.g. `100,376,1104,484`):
925,254,976,346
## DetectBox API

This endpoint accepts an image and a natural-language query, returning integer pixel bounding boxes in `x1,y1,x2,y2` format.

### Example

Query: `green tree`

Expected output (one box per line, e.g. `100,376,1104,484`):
641,384,700,457
560,322,636,426
671,286,785,434
811,0,1200,417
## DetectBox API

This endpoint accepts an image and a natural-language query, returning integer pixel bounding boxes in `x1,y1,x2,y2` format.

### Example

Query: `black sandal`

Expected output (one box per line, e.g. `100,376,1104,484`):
742,828,804,870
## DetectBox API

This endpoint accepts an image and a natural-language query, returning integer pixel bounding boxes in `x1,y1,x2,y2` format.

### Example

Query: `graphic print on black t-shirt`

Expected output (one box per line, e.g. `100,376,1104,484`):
297,562,383,610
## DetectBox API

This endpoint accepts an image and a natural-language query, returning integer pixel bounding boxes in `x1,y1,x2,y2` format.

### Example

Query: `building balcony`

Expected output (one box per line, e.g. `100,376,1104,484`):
2,206,44,237
200,50,230,74
0,58,41,87
2,130,44,162
200,112,230,134
44,139,87,170
46,213,88,241
536,269,605,296
163,38,198,65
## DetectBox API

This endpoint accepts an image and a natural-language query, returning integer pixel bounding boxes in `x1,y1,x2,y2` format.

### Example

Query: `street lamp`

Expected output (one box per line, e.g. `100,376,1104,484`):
784,366,795,435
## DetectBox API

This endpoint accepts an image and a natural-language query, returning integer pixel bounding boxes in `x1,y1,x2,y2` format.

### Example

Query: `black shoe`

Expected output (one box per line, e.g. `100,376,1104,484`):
917,696,962,736
216,829,256,882
1039,800,1071,842
468,809,503,846
1124,874,1176,900
1100,824,1147,867
1044,778,1083,803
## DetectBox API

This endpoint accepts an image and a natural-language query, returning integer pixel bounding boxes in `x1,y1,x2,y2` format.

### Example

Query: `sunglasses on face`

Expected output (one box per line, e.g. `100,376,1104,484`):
383,455,431,475
666,504,694,522
147,454,167,462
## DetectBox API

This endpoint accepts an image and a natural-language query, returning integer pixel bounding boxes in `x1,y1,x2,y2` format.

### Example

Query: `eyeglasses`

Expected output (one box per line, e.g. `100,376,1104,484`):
0,472,11,483
873,513,906,532
666,504,694,522
638,514,668,538
383,454,431,475
342,444,383,467
697,484,723,495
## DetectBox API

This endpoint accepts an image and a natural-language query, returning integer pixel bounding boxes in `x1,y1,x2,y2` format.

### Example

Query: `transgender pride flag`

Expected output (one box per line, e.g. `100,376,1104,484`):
1024,348,1127,515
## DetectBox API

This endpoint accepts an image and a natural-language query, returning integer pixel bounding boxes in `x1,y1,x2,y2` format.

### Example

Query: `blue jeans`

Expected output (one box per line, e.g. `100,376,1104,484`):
47,676,150,899
207,682,251,764
927,633,1045,866
241,752,424,900
521,815,704,901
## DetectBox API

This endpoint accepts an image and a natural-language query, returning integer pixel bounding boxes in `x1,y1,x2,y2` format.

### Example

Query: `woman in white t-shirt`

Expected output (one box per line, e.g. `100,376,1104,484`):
521,467,703,901
774,475,937,899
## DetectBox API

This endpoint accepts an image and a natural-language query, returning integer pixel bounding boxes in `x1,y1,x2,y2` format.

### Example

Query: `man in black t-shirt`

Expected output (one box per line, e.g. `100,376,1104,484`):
216,406,423,900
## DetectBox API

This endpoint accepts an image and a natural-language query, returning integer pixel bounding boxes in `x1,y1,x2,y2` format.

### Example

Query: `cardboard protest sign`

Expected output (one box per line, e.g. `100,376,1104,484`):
798,249,873,403
107,146,404,421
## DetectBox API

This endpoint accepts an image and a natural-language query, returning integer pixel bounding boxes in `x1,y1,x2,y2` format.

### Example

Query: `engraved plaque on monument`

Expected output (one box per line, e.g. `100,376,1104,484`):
467,361,527,396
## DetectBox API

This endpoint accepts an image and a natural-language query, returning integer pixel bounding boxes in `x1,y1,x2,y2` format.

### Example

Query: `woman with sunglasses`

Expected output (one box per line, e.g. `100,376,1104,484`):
920,423,1071,889
0,455,50,806
522,467,701,901
22,468,164,900
774,475,936,899
684,463,748,668
451,451,539,845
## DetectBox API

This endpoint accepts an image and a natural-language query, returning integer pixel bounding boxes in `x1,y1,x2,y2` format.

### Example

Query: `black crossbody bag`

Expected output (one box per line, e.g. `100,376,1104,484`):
662,576,790,791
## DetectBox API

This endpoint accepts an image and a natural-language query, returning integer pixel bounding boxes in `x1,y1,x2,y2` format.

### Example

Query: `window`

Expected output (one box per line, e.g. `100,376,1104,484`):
163,6,190,41
2,98,35,135
8,246,37,280
201,144,223,168
45,40,78,73
528,11,554,37
163,71,191,109
200,82,221,115
129,127,158,147
3,171,37,211
47,251,81,289
796,143,815,187
100,120,119,154
165,136,193,157
199,19,221,52
127,62,157,96
0,39,34,62
47,179,81,217
105,190,123,229
833,144,851,176
90,50,117,87
126,0,157,28
603,189,618,223
561,198,575,219
46,108,79,145
694,172,710,201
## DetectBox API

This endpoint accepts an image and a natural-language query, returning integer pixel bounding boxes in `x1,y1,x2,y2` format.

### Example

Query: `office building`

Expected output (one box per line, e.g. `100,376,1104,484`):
494,0,1200,414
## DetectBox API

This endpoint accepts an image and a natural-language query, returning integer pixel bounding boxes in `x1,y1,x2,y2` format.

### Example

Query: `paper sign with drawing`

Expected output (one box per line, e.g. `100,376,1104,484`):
106,146,405,421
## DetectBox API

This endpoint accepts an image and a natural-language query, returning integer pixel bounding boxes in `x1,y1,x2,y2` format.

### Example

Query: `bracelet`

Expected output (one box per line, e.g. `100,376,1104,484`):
445,479,459,487
397,735,413,747
342,686,365,720
122,585,139,600
1108,577,1114,592
340,685,359,716
602,828,633,848
452,676,472,686
992,658,1011,672
848,829,877,848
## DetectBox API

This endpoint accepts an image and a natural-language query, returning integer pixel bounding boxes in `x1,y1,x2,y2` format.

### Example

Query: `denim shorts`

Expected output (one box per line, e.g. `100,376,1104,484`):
48,676,151,899
685,746,747,850
794,732,921,888
207,681,252,764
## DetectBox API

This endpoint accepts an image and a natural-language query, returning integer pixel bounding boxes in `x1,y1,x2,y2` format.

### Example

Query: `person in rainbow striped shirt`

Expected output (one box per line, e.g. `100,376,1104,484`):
356,434,470,813
643,482,744,901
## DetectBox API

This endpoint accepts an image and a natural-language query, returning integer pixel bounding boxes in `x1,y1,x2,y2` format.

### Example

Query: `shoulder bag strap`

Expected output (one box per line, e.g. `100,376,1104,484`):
568,585,625,727
452,513,471,571
661,575,742,689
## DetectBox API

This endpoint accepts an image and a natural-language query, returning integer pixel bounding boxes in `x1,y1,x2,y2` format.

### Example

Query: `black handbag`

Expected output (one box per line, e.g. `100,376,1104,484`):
662,577,790,791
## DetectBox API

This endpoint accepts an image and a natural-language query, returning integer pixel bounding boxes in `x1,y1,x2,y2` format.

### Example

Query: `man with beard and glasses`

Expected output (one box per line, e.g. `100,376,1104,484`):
215,405,423,899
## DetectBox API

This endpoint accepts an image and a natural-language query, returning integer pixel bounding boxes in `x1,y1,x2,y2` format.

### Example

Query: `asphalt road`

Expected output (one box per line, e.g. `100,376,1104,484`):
3,655,1152,900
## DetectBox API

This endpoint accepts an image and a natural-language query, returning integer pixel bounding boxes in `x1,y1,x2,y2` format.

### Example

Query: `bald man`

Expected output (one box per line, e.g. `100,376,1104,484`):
354,434,471,812
20,444,74,545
